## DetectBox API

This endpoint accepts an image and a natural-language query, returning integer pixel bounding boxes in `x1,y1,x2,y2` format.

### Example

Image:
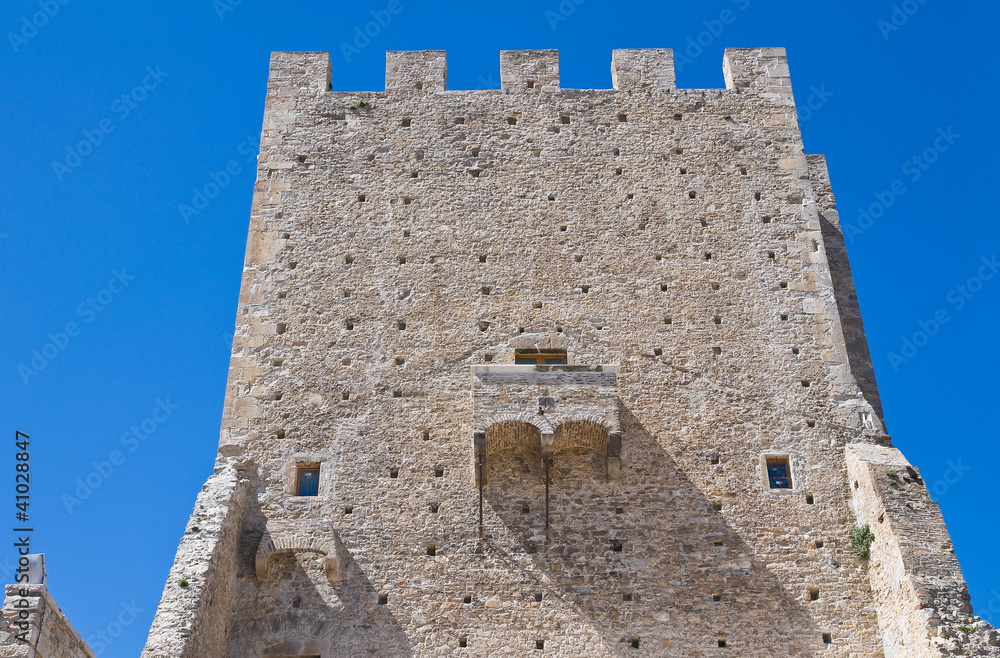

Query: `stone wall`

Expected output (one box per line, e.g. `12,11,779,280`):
847,445,999,656
141,461,256,657
143,47,994,656
0,584,94,658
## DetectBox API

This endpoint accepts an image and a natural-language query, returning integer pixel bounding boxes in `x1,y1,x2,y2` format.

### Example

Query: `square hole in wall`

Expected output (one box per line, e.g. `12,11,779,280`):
630,637,640,649
534,591,543,602
806,493,814,505
712,594,721,603
389,467,399,479
823,633,832,644
809,587,819,601
426,545,436,556
622,592,633,601
429,502,439,513
718,638,727,648
536,640,545,650
459,637,468,648
434,466,444,477
378,593,388,605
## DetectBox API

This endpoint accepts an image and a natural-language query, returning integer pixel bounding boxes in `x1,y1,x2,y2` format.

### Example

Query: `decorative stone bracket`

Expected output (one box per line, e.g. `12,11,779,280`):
471,364,621,484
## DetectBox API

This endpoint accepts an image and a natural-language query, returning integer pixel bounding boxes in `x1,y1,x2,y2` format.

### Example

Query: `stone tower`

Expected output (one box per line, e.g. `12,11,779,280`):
141,49,999,657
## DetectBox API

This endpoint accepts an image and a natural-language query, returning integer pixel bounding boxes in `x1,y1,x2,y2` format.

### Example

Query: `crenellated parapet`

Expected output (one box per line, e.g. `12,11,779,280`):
261,47,801,99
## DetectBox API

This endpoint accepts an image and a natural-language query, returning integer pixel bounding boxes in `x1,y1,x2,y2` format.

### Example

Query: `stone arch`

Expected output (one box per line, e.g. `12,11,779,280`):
255,530,338,583
484,420,542,486
553,419,611,456
552,419,611,482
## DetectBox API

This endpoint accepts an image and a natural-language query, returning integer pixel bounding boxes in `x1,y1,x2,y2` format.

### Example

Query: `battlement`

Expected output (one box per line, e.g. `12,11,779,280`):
268,47,794,96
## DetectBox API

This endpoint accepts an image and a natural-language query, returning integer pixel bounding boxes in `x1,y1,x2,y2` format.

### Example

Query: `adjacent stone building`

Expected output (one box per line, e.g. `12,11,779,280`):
0,556,95,658
141,48,999,657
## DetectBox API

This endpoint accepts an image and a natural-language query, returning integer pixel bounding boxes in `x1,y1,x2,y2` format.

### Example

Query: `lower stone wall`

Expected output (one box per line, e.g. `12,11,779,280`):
0,584,94,658
847,444,1000,656
141,460,254,658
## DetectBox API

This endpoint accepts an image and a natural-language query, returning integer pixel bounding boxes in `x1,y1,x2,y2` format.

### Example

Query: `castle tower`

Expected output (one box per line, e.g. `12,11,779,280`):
141,49,999,657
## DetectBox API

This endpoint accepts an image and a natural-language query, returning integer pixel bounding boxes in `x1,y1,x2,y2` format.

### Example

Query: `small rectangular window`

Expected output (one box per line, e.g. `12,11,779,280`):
766,457,791,489
514,350,567,365
296,467,320,496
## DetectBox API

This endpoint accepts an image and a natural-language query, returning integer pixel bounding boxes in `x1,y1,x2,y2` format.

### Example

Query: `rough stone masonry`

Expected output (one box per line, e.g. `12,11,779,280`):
139,48,1000,657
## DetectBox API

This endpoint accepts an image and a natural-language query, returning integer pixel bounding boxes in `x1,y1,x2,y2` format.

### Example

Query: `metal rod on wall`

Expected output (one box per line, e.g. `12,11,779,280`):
544,458,552,538
478,454,484,539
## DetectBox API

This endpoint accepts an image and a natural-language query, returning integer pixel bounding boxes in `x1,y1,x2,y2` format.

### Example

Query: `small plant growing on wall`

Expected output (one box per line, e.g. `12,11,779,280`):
851,524,875,559
348,100,370,110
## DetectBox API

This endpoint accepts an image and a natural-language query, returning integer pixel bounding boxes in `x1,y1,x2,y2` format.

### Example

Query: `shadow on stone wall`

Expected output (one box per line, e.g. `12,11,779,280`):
483,404,826,656
224,510,412,656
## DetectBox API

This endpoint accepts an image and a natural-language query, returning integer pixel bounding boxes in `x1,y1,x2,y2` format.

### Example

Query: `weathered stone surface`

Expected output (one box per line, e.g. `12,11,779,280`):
0,584,95,658
142,48,997,657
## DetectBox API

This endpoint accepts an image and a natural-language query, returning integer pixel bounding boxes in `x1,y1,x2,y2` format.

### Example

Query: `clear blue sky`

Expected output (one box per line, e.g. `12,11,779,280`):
1,1,997,655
